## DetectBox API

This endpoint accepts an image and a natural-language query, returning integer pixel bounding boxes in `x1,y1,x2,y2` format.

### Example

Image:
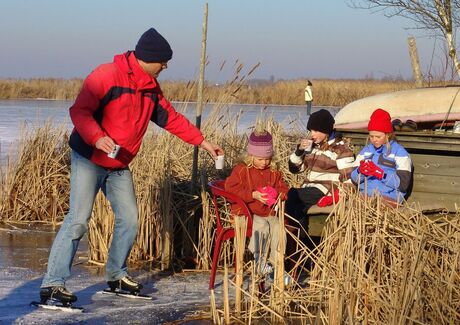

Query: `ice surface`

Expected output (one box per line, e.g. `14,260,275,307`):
0,227,229,324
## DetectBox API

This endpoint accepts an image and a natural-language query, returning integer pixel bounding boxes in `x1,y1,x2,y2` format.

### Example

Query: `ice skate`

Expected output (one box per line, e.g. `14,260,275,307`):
107,275,143,293
100,276,153,300
31,286,82,312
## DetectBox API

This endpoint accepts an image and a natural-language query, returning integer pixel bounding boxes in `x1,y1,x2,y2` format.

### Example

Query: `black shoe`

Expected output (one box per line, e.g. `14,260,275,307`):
402,119,417,132
392,118,403,131
107,276,143,293
40,286,77,304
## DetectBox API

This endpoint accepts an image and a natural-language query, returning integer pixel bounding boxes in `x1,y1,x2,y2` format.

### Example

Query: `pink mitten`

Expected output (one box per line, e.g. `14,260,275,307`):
257,186,278,207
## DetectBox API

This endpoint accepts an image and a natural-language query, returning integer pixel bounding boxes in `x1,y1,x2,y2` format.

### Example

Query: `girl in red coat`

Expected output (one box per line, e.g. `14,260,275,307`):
225,130,289,274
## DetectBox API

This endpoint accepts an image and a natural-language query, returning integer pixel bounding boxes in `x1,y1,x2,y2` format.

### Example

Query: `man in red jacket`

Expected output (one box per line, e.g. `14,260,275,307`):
39,28,223,305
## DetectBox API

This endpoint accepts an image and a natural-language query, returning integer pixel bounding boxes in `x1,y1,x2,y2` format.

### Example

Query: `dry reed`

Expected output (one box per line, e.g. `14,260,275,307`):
0,78,82,100
2,77,453,107
209,188,460,324
0,121,70,228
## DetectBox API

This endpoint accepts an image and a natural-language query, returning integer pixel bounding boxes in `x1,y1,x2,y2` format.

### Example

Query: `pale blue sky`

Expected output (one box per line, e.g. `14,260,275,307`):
0,0,448,81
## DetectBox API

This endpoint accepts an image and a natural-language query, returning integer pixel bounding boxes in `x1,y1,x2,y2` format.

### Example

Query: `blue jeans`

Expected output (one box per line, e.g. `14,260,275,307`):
306,101,312,115
41,150,138,288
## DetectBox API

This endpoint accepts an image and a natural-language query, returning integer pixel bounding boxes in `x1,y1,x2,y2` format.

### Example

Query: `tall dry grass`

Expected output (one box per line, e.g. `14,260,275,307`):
209,191,460,324
0,78,82,100
0,122,70,226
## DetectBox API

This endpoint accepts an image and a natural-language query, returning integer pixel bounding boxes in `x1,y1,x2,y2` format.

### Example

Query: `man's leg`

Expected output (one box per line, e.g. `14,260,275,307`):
103,168,139,282
41,151,103,288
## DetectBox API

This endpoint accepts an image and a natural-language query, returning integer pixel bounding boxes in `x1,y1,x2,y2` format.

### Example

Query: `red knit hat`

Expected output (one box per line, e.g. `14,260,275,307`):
247,130,273,158
368,108,393,133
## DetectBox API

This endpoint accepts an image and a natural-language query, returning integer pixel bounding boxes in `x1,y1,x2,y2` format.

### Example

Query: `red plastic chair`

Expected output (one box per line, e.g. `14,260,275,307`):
208,180,253,290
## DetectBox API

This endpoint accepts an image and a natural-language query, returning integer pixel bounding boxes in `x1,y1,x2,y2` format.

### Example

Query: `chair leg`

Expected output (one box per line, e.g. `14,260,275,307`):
209,233,224,290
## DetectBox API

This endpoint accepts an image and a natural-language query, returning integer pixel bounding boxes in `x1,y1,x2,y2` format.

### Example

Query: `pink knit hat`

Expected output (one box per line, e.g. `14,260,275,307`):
247,130,273,158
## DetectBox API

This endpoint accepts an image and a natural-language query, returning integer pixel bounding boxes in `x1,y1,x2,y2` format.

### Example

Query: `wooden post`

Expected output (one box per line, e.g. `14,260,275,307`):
191,3,208,192
407,37,424,88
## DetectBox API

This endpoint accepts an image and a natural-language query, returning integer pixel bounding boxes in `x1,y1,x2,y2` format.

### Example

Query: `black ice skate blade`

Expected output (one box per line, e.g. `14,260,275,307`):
98,288,153,300
30,301,83,313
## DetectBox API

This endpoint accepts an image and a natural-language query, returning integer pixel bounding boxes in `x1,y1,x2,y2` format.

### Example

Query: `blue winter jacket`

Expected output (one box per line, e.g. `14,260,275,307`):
351,140,412,203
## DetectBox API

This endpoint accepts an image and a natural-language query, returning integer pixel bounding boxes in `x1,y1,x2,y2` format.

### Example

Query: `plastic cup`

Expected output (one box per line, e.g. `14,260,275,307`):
215,155,225,169
107,144,120,159
305,139,314,152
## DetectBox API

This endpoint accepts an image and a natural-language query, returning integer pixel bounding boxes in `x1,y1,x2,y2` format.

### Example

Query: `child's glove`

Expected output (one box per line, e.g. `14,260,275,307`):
317,188,339,207
364,160,384,180
359,160,384,180
359,160,371,176
257,186,278,207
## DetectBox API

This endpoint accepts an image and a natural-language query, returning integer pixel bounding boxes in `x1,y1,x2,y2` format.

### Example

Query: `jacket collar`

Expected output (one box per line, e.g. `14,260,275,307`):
114,51,159,90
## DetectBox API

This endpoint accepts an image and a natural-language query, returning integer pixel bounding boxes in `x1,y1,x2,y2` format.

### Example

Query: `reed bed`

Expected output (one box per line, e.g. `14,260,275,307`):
0,78,82,100
208,189,460,324
0,122,70,227
2,77,453,106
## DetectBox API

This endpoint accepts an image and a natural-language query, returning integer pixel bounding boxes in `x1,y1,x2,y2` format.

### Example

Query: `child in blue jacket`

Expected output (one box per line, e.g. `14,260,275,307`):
351,108,412,204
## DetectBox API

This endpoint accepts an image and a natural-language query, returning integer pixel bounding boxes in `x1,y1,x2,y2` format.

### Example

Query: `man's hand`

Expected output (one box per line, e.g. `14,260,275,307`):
95,136,116,154
199,140,224,159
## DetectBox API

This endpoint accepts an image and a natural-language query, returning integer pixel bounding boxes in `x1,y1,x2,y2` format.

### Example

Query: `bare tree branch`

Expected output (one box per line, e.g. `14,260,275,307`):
348,0,460,78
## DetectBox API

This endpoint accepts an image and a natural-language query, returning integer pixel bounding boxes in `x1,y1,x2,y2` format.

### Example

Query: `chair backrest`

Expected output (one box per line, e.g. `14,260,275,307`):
208,180,253,236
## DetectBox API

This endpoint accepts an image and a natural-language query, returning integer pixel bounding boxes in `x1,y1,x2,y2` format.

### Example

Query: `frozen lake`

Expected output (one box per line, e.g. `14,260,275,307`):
0,226,227,324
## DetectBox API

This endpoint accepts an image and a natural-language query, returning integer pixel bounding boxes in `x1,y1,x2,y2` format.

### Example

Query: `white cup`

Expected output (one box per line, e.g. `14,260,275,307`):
215,155,225,169
305,139,314,152
107,144,120,159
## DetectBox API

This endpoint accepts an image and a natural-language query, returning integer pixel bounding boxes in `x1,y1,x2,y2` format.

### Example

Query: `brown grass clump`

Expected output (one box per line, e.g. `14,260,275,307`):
0,122,70,227
208,189,460,324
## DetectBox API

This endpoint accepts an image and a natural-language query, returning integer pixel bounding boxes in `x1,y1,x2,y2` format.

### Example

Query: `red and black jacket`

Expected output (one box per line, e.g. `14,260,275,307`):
69,51,204,169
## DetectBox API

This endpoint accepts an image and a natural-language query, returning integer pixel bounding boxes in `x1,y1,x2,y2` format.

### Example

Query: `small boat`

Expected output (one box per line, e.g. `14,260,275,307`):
334,87,460,213
335,86,460,130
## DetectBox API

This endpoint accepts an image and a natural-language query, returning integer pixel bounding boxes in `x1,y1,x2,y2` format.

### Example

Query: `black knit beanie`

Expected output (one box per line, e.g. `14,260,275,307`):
307,109,335,135
135,28,173,63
